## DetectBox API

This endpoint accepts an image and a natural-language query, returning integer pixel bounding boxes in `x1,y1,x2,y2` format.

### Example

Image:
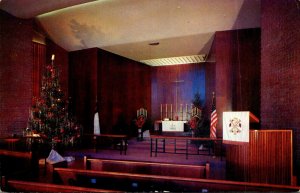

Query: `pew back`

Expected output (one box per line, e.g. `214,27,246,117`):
53,167,300,192
4,180,119,192
84,157,209,178
0,150,37,179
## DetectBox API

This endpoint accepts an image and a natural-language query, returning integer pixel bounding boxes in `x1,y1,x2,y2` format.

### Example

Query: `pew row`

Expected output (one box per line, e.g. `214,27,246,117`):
83,156,210,178
3,180,120,192
53,167,300,192
0,150,37,180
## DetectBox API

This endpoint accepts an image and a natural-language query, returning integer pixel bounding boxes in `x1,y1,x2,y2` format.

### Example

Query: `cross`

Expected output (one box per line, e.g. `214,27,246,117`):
172,79,184,113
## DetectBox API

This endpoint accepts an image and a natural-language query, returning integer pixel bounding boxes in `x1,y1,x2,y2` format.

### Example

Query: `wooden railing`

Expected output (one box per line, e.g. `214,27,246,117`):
85,134,128,155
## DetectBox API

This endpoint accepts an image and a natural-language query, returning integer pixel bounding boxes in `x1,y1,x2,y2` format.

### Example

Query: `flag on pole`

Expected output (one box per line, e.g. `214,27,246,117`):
210,92,217,138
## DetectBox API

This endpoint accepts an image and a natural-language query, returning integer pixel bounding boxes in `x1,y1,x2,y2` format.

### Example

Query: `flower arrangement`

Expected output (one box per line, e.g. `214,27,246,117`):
135,115,146,128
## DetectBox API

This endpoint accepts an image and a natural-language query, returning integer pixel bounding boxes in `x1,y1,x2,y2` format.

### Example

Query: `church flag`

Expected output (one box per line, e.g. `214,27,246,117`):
210,92,217,138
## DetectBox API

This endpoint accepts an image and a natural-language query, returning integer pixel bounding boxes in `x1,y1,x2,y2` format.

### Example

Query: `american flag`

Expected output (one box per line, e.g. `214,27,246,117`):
210,92,217,138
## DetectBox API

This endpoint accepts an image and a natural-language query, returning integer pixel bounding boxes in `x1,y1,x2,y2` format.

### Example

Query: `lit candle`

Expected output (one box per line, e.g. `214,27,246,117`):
51,54,55,61
180,104,183,112
185,104,188,113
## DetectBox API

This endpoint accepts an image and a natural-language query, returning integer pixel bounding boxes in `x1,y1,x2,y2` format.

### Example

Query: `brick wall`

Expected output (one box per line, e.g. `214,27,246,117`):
0,11,34,137
261,0,300,179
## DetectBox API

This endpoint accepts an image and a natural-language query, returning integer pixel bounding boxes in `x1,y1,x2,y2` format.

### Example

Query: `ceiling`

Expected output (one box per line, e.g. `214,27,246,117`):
0,0,261,66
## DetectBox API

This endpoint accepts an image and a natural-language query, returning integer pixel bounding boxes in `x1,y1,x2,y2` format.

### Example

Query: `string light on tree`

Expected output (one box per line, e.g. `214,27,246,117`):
27,54,81,148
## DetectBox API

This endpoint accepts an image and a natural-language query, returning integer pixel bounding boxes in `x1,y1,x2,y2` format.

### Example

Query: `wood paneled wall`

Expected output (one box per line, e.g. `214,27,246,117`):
69,48,151,136
213,28,261,137
98,49,151,134
151,64,206,121
69,48,98,134
32,43,45,98
226,130,293,185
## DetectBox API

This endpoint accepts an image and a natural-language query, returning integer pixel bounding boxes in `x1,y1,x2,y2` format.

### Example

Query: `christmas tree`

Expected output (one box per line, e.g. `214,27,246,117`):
27,55,81,147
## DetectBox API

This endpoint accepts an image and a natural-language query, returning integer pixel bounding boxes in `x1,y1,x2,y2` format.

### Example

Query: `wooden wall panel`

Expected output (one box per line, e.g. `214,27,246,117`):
226,130,293,185
214,28,261,137
69,48,151,138
98,49,151,135
32,43,46,98
69,48,98,134
151,64,206,122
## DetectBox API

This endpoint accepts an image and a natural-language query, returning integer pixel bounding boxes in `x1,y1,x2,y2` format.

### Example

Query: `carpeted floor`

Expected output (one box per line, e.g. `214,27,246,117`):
63,137,226,180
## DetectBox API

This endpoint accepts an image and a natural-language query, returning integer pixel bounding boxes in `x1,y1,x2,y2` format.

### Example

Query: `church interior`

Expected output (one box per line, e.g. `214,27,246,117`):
1,0,300,192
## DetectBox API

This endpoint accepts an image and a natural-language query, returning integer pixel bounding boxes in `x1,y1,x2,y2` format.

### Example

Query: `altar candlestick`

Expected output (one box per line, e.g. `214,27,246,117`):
180,104,183,112
170,104,172,113
160,104,163,120
165,104,168,118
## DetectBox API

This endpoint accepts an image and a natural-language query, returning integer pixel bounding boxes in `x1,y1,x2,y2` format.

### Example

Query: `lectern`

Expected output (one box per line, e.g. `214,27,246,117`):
224,112,294,185
223,111,259,144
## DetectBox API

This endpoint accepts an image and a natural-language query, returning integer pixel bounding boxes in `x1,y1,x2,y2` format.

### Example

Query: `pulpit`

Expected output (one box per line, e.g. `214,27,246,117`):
223,112,294,185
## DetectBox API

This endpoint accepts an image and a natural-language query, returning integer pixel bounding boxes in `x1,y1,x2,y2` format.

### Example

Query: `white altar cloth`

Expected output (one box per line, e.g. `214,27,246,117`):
162,121,186,132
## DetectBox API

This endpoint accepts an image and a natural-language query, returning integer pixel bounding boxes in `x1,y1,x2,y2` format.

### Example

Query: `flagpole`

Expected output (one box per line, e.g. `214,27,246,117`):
210,92,217,139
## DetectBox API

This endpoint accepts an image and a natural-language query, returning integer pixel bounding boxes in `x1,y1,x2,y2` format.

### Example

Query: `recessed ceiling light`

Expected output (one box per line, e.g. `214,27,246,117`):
148,42,159,46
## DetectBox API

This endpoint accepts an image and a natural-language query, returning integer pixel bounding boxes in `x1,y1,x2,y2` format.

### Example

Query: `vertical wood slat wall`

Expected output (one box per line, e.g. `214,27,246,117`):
32,42,46,99
226,130,293,185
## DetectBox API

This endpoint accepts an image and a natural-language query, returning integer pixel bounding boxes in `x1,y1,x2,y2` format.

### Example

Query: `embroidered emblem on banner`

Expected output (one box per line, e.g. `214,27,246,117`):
223,111,249,143
229,117,242,135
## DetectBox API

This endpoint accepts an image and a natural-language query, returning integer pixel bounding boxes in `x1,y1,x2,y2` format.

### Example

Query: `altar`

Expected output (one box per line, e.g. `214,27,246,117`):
162,121,187,132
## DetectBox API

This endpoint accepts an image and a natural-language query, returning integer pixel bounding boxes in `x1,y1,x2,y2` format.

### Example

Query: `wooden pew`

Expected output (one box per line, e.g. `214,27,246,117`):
83,156,210,178
3,179,120,192
53,167,300,192
0,149,37,180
